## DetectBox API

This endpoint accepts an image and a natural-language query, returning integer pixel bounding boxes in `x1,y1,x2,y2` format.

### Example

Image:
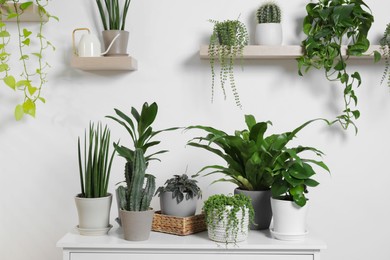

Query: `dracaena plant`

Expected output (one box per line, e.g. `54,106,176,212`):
297,0,379,133
187,115,331,199
0,0,58,121
155,174,202,203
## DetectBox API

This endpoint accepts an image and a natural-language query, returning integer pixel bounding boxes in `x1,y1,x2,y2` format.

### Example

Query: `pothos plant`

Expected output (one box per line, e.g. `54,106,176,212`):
0,0,58,121
380,23,390,88
297,0,379,133
208,18,248,108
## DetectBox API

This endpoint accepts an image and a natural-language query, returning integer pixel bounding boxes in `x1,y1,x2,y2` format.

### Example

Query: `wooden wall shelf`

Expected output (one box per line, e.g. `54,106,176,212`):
199,45,381,60
71,55,138,71
0,3,48,22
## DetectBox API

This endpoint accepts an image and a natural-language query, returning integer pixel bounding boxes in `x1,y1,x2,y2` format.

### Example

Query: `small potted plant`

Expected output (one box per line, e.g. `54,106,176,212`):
187,115,330,230
155,174,202,217
208,18,249,108
255,1,282,45
380,23,390,87
203,194,254,243
75,122,116,236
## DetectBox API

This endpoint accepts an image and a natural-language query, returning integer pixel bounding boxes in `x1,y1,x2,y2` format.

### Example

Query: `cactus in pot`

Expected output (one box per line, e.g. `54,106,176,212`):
255,1,283,45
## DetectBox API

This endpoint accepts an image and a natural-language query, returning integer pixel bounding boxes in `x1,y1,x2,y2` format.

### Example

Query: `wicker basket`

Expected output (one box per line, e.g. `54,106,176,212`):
152,211,207,236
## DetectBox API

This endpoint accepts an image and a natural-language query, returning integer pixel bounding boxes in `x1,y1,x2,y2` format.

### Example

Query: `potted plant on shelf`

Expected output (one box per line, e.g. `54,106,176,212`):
270,138,330,241
187,115,331,230
297,0,379,133
95,0,131,56
75,122,116,236
106,102,178,228
208,18,249,108
380,23,390,88
0,0,58,121
255,1,282,45
203,193,254,243
155,174,202,217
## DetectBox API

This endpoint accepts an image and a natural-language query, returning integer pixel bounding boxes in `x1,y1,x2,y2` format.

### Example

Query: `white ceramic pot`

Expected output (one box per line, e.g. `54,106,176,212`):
270,198,308,241
160,191,197,217
75,194,112,232
255,23,282,45
207,206,249,243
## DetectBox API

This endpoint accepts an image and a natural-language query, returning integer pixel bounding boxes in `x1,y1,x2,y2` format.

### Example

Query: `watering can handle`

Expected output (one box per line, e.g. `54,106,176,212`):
72,28,91,55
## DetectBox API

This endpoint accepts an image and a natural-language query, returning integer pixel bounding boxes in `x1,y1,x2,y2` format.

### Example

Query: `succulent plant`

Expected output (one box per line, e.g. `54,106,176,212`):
256,2,282,24
155,174,202,203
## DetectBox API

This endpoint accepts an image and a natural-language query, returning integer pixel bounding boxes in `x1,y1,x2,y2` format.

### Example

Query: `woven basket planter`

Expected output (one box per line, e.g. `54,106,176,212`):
152,211,206,236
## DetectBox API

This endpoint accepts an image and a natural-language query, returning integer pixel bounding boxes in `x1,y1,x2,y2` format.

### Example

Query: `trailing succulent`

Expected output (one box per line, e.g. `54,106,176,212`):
187,115,331,196
297,0,379,133
208,19,249,108
256,1,281,24
203,193,254,243
155,174,202,203
380,23,390,88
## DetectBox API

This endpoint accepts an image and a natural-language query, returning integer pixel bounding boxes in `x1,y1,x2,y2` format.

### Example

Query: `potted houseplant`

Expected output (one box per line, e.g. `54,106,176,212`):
297,0,378,132
75,122,116,236
187,115,330,230
208,18,249,108
270,138,330,241
106,102,178,227
95,0,131,56
0,0,57,121
203,194,254,243
155,174,202,217
380,23,390,87
255,1,282,45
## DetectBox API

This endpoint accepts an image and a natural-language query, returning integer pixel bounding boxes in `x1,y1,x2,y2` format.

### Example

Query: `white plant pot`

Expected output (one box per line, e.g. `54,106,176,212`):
75,193,112,234
207,206,249,243
255,23,282,45
270,198,308,241
160,191,197,217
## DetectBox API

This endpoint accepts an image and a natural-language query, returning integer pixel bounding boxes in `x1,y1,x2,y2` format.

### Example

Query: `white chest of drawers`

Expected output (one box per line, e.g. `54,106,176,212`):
56,228,326,260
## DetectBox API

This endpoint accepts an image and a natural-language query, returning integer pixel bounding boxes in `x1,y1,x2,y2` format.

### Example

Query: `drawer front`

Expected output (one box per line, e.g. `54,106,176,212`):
70,253,313,260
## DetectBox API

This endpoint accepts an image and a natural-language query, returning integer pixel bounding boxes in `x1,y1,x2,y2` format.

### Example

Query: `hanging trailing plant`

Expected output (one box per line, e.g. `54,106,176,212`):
380,23,390,88
208,18,248,108
297,0,379,133
0,0,58,121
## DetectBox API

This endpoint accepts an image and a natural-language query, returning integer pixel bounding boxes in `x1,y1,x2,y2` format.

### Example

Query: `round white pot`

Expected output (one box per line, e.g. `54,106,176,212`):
160,191,197,217
207,206,249,243
75,193,112,232
255,23,282,45
120,209,154,241
270,198,308,241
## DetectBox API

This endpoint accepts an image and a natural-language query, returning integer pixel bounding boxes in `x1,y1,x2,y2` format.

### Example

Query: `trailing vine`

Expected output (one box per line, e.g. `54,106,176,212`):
208,19,248,108
0,0,58,121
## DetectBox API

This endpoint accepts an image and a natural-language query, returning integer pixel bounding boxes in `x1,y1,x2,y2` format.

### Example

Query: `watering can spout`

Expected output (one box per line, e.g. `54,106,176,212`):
100,34,120,56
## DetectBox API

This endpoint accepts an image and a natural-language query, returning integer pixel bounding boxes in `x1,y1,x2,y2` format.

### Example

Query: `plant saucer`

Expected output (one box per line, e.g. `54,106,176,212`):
76,224,113,236
270,228,308,241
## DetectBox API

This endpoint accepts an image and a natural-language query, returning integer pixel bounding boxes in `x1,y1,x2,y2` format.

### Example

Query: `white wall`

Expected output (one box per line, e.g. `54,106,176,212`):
0,0,389,259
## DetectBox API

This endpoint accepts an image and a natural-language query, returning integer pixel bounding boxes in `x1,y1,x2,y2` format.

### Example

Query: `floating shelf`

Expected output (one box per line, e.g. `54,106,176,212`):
200,45,382,60
0,2,48,22
71,55,138,71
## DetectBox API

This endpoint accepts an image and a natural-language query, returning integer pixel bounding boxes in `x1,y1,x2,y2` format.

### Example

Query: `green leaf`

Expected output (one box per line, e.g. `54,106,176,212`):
20,55,29,60
23,28,32,38
14,105,24,120
305,178,320,187
28,85,37,95
7,13,18,20
20,2,33,10
22,38,30,46
374,51,381,62
16,80,31,87
23,99,36,117
0,63,8,72
32,53,42,58
4,75,15,90
245,114,256,129
0,31,10,37
38,97,46,103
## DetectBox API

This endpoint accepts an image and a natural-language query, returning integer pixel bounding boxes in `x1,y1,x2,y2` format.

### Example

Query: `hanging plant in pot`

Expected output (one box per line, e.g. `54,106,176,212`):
270,128,330,241
255,1,282,45
297,0,379,133
155,174,202,217
379,23,390,88
208,18,249,108
203,193,254,244
95,0,131,56
75,122,116,236
187,115,331,230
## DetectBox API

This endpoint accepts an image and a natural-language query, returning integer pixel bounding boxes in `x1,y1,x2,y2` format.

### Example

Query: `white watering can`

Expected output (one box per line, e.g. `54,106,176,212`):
72,28,120,57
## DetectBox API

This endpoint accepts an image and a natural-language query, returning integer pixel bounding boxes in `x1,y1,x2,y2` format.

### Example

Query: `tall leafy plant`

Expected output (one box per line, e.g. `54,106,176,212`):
0,0,58,121
297,0,378,132
77,122,116,198
208,19,249,108
95,0,131,30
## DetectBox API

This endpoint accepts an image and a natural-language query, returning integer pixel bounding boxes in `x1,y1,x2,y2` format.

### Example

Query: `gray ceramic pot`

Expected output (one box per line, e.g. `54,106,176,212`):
160,191,197,217
120,209,154,241
234,188,272,230
102,30,129,56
